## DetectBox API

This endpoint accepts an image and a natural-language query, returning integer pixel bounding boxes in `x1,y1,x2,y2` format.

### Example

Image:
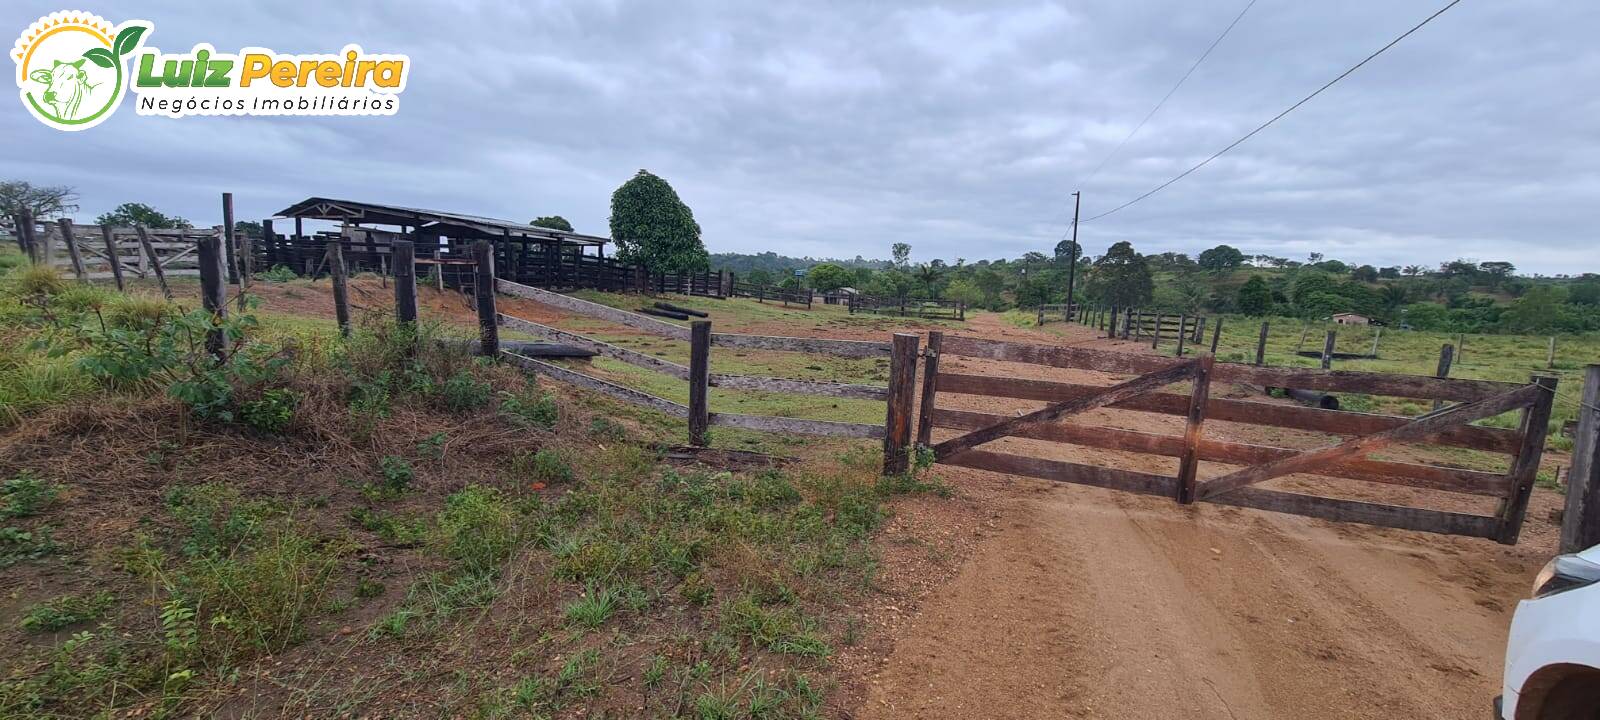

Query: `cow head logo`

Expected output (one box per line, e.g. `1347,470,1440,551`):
12,11,150,131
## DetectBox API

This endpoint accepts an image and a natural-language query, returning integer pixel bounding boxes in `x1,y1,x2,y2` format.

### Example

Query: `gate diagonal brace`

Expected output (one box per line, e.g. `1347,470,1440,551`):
931,358,1200,462
1194,382,1543,502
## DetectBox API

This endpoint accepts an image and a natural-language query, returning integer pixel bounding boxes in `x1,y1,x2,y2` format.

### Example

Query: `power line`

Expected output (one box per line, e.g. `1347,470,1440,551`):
1075,0,1259,191
1083,0,1464,224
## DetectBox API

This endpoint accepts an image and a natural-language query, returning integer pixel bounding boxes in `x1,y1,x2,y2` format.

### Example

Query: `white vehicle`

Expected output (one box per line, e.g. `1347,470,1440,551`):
1499,544,1600,719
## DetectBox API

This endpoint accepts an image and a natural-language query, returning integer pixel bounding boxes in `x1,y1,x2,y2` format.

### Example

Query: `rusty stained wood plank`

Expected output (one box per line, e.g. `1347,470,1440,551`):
1194,383,1543,502
939,335,1520,403
1202,487,1500,539
1176,354,1214,503
941,449,1177,497
929,409,1509,496
934,372,1520,454
501,350,689,418
1496,376,1558,544
932,359,1198,461
497,278,690,340
710,332,891,358
709,412,885,439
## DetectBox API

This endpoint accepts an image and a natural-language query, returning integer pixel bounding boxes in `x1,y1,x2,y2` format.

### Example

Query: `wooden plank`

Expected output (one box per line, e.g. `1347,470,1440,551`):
933,372,1519,453
393,241,417,323
99,224,126,291
1204,487,1500,538
497,278,689,340
943,335,1516,402
709,413,885,439
688,320,711,446
327,241,351,336
708,374,888,401
56,219,86,280
883,334,921,474
499,313,690,379
472,241,499,356
942,449,1176,497
917,331,944,447
1433,343,1455,411
221,193,238,284
1195,384,1542,501
930,408,1508,496
711,332,891,358
501,350,690,418
1497,376,1557,544
933,359,1198,461
1563,365,1600,553
1176,354,1214,503
133,225,172,299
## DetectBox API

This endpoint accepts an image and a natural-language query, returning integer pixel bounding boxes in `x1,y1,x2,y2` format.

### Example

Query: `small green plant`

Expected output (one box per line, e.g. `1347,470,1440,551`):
258,264,298,282
589,416,629,443
240,387,298,433
2,470,62,518
439,370,492,412
499,389,558,430
378,455,414,494
521,448,573,484
18,591,114,632
435,485,518,577
349,507,427,545
416,431,447,460
165,483,277,556
1,525,57,567
563,584,621,629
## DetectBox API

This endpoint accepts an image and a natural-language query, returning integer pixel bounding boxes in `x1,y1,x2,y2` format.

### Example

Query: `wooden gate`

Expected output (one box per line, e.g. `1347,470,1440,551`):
917,333,1556,544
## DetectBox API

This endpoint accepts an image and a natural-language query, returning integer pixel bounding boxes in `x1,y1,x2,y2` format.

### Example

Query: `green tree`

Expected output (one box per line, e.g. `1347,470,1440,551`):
1500,285,1564,333
891,243,911,268
529,215,574,232
913,263,943,298
1085,241,1153,308
95,202,191,229
1053,239,1082,265
1196,244,1245,272
608,170,707,273
1236,276,1273,315
806,263,851,292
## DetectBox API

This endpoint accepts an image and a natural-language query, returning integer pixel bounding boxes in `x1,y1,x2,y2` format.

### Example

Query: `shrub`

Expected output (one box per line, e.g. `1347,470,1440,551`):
178,526,347,655
2,471,62,518
499,389,558,429
520,448,573,484
240,388,298,433
14,264,67,296
165,483,277,556
258,265,297,282
104,295,171,330
435,485,518,577
439,370,491,412
378,456,414,494
19,591,115,632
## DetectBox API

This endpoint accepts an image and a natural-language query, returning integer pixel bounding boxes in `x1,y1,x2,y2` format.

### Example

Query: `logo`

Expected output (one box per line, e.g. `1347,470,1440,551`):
13,11,409,131
12,11,149,131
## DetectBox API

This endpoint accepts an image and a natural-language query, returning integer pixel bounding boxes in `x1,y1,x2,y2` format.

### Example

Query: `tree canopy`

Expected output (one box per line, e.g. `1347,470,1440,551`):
1085,241,1153,308
1236,275,1273,315
1197,244,1245,272
608,170,707,274
95,202,190,229
805,263,851,292
529,215,573,232
0,180,78,219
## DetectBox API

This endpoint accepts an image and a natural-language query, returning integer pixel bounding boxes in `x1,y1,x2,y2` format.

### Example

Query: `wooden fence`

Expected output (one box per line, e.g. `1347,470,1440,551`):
848,293,965,320
917,332,1556,544
9,215,220,284
730,281,812,308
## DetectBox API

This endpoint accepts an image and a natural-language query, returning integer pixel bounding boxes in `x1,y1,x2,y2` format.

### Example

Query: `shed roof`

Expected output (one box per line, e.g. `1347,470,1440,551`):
274,197,609,246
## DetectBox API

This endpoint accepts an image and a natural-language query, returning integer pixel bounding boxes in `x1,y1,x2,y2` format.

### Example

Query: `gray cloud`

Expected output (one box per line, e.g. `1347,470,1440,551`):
6,1,1597,273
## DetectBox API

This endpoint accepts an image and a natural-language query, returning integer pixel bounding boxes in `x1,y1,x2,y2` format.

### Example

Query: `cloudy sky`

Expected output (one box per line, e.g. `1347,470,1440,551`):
8,1,1598,273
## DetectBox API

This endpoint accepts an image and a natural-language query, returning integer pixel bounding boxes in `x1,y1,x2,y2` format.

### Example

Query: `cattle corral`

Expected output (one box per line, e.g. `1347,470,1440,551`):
6,194,1600,719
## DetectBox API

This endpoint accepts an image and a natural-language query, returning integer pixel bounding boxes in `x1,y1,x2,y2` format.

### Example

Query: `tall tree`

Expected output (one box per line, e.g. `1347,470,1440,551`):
96,202,190,229
0,180,78,219
1086,241,1153,308
608,170,707,273
1236,275,1273,315
1197,244,1245,272
1053,238,1082,264
890,243,911,268
529,215,574,232
805,262,851,292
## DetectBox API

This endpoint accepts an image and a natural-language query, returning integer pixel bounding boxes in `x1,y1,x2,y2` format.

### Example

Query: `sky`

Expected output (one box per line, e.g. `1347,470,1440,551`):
7,1,1599,274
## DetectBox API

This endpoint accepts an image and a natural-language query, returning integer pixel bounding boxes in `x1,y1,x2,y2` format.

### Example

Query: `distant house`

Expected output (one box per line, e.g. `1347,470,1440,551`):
1332,313,1371,326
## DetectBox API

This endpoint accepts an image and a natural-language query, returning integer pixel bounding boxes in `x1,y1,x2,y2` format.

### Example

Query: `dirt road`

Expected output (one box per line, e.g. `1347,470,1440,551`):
856,315,1560,720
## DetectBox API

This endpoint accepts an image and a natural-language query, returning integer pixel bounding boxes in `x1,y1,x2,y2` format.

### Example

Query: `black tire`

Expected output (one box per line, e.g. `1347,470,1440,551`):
1539,676,1600,720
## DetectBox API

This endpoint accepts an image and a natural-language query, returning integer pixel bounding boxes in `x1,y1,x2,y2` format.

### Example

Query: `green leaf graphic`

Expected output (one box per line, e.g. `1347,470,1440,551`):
82,47,116,69
113,26,147,57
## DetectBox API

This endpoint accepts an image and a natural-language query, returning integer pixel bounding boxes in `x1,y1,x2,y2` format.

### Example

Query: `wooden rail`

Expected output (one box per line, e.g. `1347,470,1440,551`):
924,333,1555,544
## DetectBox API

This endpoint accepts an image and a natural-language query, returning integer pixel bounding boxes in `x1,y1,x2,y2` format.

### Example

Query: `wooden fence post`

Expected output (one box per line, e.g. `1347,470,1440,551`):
1498,375,1558,545
393,240,417,324
326,240,351,337
1255,321,1269,366
1192,316,1206,345
1562,365,1600,552
221,192,239,284
688,320,712,447
1151,313,1163,349
9,211,31,258
1123,307,1133,340
1547,337,1557,369
472,240,498,357
134,225,172,299
1210,317,1223,354
916,331,943,448
1432,343,1455,411
883,333,921,475
56,219,86,280
1176,353,1214,504
1369,326,1384,358
1458,333,1467,365
196,234,228,360
1175,315,1188,357
1321,330,1336,370
99,225,125,291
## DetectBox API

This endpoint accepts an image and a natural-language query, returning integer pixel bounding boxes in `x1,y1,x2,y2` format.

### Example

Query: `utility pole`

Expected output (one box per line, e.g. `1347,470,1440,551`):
1065,191,1081,321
